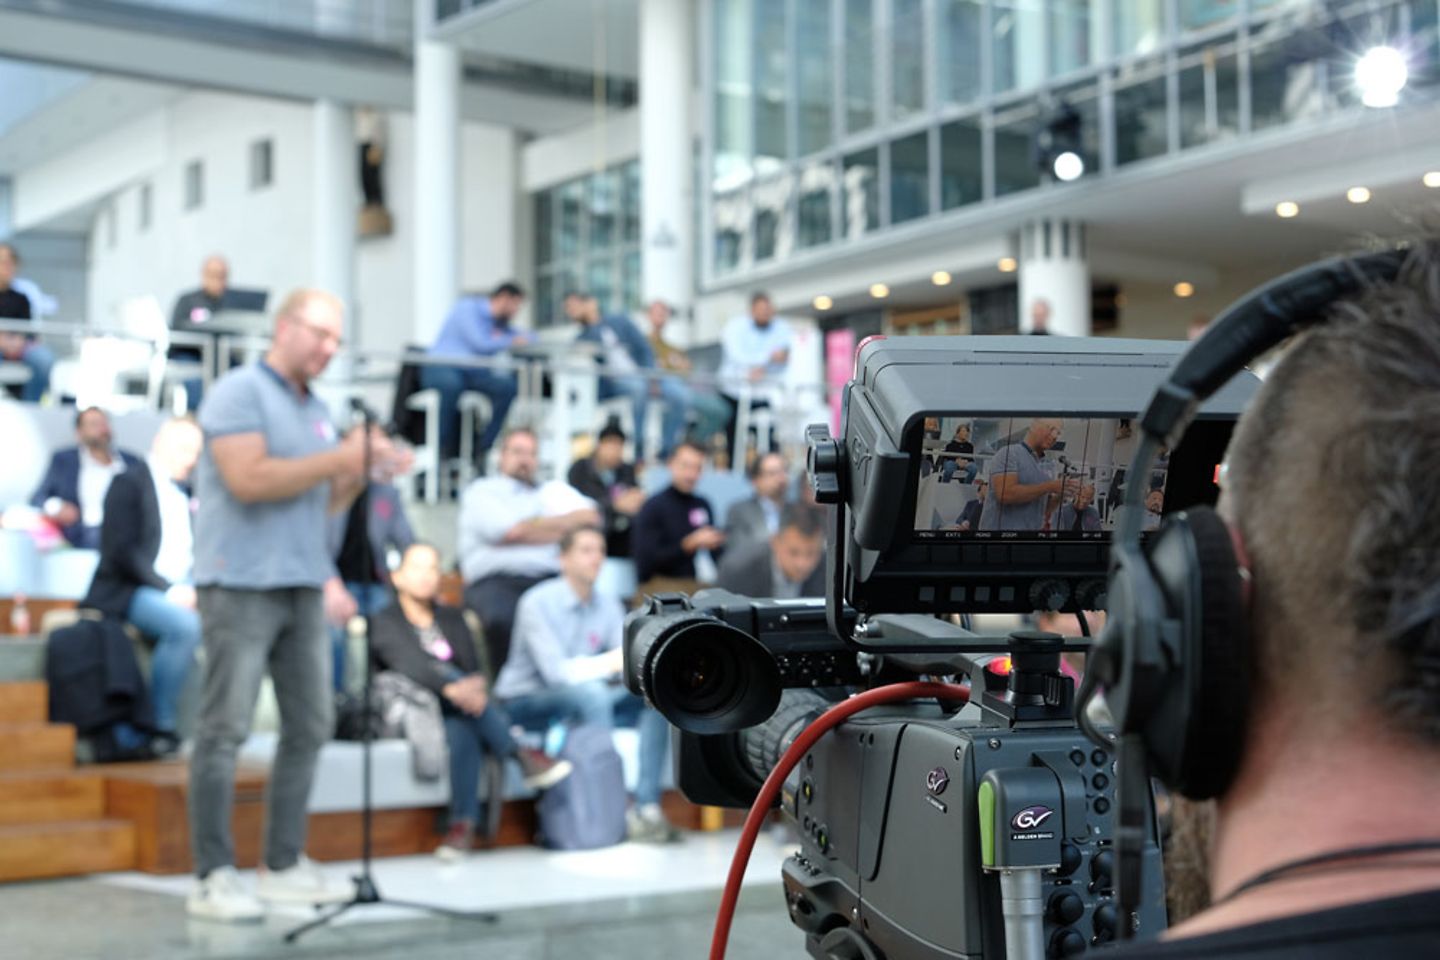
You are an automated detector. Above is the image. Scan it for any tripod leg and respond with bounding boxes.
[283,899,359,943]
[378,898,500,923]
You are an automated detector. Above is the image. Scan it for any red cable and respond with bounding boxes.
[709,681,971,960]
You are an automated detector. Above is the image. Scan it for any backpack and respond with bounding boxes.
[535,725,628,850]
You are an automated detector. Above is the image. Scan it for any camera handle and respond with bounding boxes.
[979,766,1065,960]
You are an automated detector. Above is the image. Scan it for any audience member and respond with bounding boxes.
[567,292,688,461]
[31,407,143,549]
[168,255,237,409]
[421,281,529,459]
[495,526,678,843]
[566,420,644,558]
[950,478,987,531]
[325,472,415,692]
[632,442,725,590]
[1028,297,1053,335]
[723,451,791,557]
[457,427,600,672]
[645,300,731,447]
[81,418,205,756]
[370,543,573,860]
[187,289,398,921]
[717,503,826,599]
[0,242,54,402]
[1056,483,1102,532]
[718,291,791,460]
[940,423,979,483]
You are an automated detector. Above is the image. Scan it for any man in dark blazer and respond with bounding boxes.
[566,420,644,557]
[81,418,204,752]
[717,503,826,600]
[31,407,142,548]
[723,451,791,558]
[370,543,571,860]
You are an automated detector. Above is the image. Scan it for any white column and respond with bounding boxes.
[312,99,356,313]
[639,0,693,314]
[1018,219,1090,336]
[414,12,461,346]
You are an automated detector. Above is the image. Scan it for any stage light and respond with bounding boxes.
[998,257,1018,273]
[1035,103,1086,183]
[1052,150,1085,182]
[1173,282,1195,298]
[931,271,952,286]
[1275,201,1300,218]
[1346,186,1371,204]
[1356,45,1407,108]
[813,295,833,311]
[869,283,890,299]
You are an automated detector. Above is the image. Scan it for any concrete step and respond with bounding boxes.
[0,819,136,883]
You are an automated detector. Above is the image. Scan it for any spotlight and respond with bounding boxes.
[869,283,890,299]
[1173,282,1195,298]
[998,257,1018,273]
[931,271,952,286]
[1346,186,1371,204]
[1355,45,1407,108]
[1035,103,1086,183]
[1424,171,1440,188]
[1052,150,1085,182]
[813,295,833,311]
[1275,201,1300,219]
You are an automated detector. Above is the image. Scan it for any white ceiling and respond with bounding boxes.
[444,0,641,80]
[0,73,181,175]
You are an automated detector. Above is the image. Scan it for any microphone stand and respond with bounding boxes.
[285,400,498,942]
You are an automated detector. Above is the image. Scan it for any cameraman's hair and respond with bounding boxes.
[559,524,605,554]
[1223,239,1440,740]
[778,503,824,539]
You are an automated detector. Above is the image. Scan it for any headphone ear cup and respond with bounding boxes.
[1151,506,1251,799]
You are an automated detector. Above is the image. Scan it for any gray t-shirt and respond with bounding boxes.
[979,441,1054,532]
[193,362,339,590]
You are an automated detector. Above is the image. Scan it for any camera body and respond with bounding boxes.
[625,337,1259,958]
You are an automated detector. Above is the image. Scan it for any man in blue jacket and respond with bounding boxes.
[31,407,143,548]
[420,281,529,459]
[566,292,688,462]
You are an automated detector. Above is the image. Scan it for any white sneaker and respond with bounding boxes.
[187,866,265,923]
[256,855,351,905]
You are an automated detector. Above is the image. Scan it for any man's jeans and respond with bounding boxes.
[18,342,54,402]
[502,680,669,806]
[126,586,201,733]
[419,364,517,458]
[189,587,332,877]
[443,702,518,824]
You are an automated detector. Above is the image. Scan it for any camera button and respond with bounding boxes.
[973,586,992,603]
[948,586,967,603]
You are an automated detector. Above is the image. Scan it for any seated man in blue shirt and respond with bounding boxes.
[717,291,791,461]
[420,281,529,459]
[566,292,689,462]
[494,525,679,843]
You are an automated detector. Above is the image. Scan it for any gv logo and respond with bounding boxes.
[926,767,950,795]
[1011,806,1054,830]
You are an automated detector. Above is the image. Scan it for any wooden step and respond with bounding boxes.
[0,723,75,771]
[0,770,104,825]
[0,681,47,724]
[0,819,135,882]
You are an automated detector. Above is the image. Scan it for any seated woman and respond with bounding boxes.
[370,542,572,860]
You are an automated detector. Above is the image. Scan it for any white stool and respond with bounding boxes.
[456,391,494,490]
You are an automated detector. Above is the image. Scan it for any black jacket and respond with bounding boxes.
[46,616,153,734]
[716,539,826,599]
[82,462,170,618]
[632,486,721,582]
[566,456,639,557]
[30,447,143,547]
[369,603,487,696]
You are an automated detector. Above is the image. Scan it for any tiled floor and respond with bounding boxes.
[5,828,803,960]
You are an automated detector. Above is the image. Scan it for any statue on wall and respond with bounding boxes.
[357,106,393,237]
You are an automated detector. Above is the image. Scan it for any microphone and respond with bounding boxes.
[348,396,378,426]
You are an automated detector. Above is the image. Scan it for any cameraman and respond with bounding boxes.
[1117,247,1440,956]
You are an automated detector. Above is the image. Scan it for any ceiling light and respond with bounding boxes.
[812,295,833,311]
[1275,201,1300,219]
[931,271,952,286]
[1173,282,1195,298]
[1424,171,1440,188]
[1356,45,1408,108]
[869,283,890,299]
[998,257,1018,273]
[1346,186,1371,204]
[1052,150,1085,182]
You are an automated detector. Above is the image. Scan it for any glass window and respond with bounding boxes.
[714,189,748,273]
[939,118,982,209]
[1178,42,1240,149]
[844,0,876,134]
[993,102,1042,196]
[753,184,781,263]
[589,169,619,252]
[1050,78,1101,176]
[1249,31,1324,131]
[535,272,556,329]
[713,0,753,188]
[249,139,273,190]
[939,0,983,106]
[892,0,926,121]
[184,160,203,211]
[841,148,880,239]
[622,160,641,244]
[755,0,788,169]
[535,191,553,265]
[993,0,1046,95]
[587,258,617,313]
[558,180,584,258]
[622,250,641,312]
[890,132,930,224]
[798,162,833,248]
[796,0,833,156]
[1113,0,1165,57]
[1178,0,1237,33]
[1049,0,1095,78]
[1113,64,1170,165]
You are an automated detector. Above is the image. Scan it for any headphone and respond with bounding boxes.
[1081,247,1410,801]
